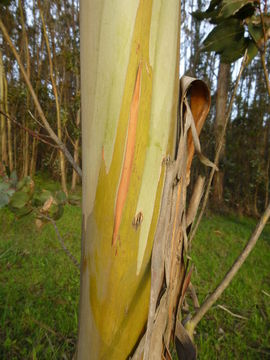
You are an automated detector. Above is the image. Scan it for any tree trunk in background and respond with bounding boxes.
[30,136,38,177]
[78,1,180,358]
[4,76,13,172]
[19,0,31,178]
[0,51,8,167]
[264,118,270,210]
[70,1,81,192]
[0,106,7,167]
[39,2,68,194]
[71,108,80,192]
[213,61,230,208]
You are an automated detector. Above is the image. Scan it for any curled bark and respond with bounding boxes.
[132,76,213,360]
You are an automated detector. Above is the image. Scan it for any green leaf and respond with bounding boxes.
[17,177,30,191]
[203,18,244,53]
[247,40,259,63]
[248,22,263,43]
[9,191,30,209]
[233,4,256,20]
[219,0,255,19]
[0,193,9,208]
[6,188,15,197]
[0,0,12,5]
[32,190,52,206]
[193,0,222,22]
[12,205,32,218]
[220,37,248,62]
[55,190,67,204]
[0,182,9,192]
[68,193,81,205]
[10,170,18,187]
[208,0,223,11]
[48,203,64,221]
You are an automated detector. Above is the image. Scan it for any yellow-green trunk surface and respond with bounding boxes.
[78,1,180,358]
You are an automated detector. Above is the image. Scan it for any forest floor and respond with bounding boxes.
[0,177,270,359]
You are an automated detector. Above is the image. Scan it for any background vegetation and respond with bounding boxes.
[1,197,269,359]
[0,0,270,359]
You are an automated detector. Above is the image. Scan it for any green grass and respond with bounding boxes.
[0,194,270,359]
[0,204,81,359]
[191,214,270,359]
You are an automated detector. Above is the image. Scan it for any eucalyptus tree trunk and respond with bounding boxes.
[39,1,68,195]
[19,0,31,177]
[4,75,13,172]
[71,108,80,192]
[213,61,230,208]
[0,51,8,167]
[78,1,181,359]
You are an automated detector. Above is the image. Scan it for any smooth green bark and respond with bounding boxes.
[78,2,180,358]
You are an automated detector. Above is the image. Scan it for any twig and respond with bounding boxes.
[189,51,248,244]
[188,282,200,309]
[217,304,248,320]
[260,53,270,98]
[246,346,270,356]
[28,110,46,130]
[40,214,80,270]
[65,125,76,148]
[0,110,59,148]
[30,317,64,338]
[0,18,82,177]
[259,2,267,55]
[262,290,270,298]
[185,202,270,337]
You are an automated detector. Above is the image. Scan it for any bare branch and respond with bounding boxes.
[28,110,46,130]
[262,290,270,298]
[0,18,82,178]
[189,51,248,244]
[40,214,80,270]
[217,304,248,320]
[185,202,270,337]
[0,110,58,148]
[188,282,200,309]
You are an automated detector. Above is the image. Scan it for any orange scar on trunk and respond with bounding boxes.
[112,63,142,246]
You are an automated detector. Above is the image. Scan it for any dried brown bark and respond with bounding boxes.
[134,76,213,360]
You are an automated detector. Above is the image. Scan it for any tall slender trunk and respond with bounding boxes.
[263,113,270,210]
[253,183,259,217]
[0,111,8,166]
[3,76,13,171]
[213,61,230,208]
[13,123,17,171]
[265,156,270,209]
[30,136,38,177]
[71,108,80,191]
[0,51,8,167]
[39,2,68,194]
[71,2,80,192]
[19,0,31,177]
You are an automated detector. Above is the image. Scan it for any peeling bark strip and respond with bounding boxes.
[112,63,142,246]
[136,76,212,360]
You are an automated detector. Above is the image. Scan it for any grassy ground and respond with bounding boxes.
[191,214,270,359]
[0,173,81,360]
[0,185,269,359]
